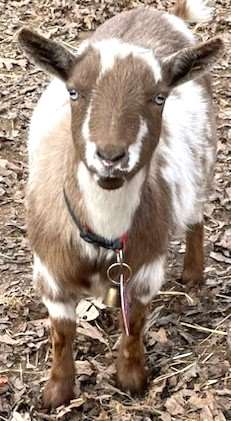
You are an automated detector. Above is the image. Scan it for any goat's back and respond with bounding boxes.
[91,7,194,56]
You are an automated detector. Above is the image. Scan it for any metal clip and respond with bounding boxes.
[107,250,132,285]
[105,250,132,335]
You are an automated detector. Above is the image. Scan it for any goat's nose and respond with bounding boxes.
[96,146,127,165]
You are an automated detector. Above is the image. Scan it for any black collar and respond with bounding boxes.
[63,187,128,251]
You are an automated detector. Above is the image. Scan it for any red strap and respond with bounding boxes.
[120,233,128,250]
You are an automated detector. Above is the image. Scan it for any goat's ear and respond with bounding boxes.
[162,37,223,87]
[18,28,76,80]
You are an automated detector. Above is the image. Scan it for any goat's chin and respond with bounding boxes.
[97,176,125,190]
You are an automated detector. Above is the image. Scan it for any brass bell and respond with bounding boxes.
[104,286,120,308]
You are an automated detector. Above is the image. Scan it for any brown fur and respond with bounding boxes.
[43,319,76,409]
[182,223,204,285]
[172,0,189,21]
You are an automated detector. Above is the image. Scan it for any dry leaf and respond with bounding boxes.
[56,398,85,418]
[11,411,31,421]
[0,334,21,346]
[148,327,168,345]
[160,413,172,421]
[0,57,27,70]
[76,299,99,321]
[75,360,94,376]
[77,320,108,345]
[165,392,185,415]
[200,406,214,421]
[215,228,231,252]
[210,251,231,264]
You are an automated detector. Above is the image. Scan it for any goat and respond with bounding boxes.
[18,0,223,409]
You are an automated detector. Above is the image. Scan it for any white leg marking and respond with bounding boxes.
[132,256,166,305]
[43,298,76,321]
[33,254,61,298]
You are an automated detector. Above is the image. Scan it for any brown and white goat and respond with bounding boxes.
[19,0,223,408]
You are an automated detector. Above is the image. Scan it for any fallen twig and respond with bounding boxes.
[181,322,227,336]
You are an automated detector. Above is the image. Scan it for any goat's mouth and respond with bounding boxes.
[88,164,126,190]
[96,175,125,190]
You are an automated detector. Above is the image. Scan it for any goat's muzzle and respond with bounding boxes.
[96,145,128,169]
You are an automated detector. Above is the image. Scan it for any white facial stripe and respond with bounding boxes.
[132,255,166,305]
[84,139,104,175]
[82,103,92,143]
[128,118,148,171]
[33,254,61,298]
[93,38,162,82]
[43,298,76,321]
[83,103,106,174]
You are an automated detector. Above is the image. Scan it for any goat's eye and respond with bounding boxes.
[152,94,166,106]
[68,89,79,101]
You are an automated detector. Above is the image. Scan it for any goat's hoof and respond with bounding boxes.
[116,358,147,396]
[181,268,204,286]
[43,378,75,409]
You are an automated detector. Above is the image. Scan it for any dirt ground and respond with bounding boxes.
[0,0,230,420]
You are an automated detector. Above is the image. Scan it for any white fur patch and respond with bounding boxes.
[159,80,213,229]
[128,118,148,171]
[93,38,162,83]
[28,78,70,167]
[79,236,98,261]
[43,298,76,321]
[82,102,91,145]
[132,255,166,304]
[77,39,90,55]
[183,0,214,23]
[165,14,195,41]
[77,162,146,239]
[33,254,61,298]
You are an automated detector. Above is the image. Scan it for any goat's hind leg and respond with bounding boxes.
[182,222,204,286]
[43,299,76,409]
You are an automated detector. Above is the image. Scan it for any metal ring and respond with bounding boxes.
[107,262,132,285]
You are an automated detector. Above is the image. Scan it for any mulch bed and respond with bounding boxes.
[0,1,230,419]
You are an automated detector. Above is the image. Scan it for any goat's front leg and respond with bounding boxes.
[116,256,166,394]
[43,299,76,409]
[117,299,148,395]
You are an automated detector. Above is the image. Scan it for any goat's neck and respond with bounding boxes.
[76,162,146,239]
